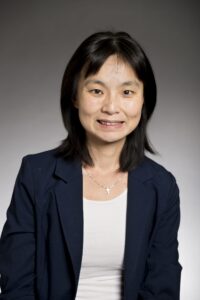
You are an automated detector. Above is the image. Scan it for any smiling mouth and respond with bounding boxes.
[97,120,124,126]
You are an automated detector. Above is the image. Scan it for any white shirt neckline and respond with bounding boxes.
[83,188,127,203]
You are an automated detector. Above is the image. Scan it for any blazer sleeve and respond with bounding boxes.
[138,173,183,300]
[0,156,36,300]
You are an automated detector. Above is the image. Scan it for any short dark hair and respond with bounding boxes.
[55,30,158,171]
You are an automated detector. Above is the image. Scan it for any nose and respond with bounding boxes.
[101,92,120,115]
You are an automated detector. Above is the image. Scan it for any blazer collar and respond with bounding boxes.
[54,155,153,184]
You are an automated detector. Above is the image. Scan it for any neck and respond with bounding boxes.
[85,140,125,174]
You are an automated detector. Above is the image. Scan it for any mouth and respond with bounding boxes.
[97,119,124,125]
[97,119,125,128]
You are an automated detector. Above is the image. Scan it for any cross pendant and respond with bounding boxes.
[105,187,111,194]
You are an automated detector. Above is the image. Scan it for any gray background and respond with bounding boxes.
[0,0,199,298]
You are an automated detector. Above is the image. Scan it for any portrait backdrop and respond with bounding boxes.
[0,0,199,299]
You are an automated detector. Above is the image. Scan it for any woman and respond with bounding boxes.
[0,31,182,300]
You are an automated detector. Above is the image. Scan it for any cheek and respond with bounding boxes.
[124,101,143,118]
[78,105,94,118]
[78,103,98,127]
[79,97,100,116]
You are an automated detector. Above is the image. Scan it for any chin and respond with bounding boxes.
[98,135,126,145]
[86,130,128,145]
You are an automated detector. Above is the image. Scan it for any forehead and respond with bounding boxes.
[79,54,141,88]
[100,55,131,70]
[80,55,140,82]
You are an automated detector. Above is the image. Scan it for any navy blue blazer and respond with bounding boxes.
[0,148,182,300]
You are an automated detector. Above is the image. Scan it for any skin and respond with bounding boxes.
[74,54,144,200]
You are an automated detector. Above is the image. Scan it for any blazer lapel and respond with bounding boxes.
[53,157,84,287]
[123,167,156,296]
[53,155,156,294]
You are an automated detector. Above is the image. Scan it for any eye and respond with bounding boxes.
[123,90,135,96]
[89,89,103,95]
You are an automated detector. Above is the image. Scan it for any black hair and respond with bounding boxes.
[55,30,158,171]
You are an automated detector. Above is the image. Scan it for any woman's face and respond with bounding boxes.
[74,55,144,147]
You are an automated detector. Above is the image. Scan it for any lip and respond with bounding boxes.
[97,119,125,129]
[97,119,124,124]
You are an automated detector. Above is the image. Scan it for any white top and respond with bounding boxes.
[75,189,127,300]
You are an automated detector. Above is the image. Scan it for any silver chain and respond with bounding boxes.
[83,168,125,195]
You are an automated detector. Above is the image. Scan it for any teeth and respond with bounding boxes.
[99,120,122,125]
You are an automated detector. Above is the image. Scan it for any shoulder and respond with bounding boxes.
[19,147,61,184]
[22,147,58,168]
[20,147,80,183]
[143,155,178,185]
[131,155,180,205]
[142,155,180,213]
[131,156,176,185]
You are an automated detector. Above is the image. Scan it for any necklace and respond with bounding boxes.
[83,168,125,195]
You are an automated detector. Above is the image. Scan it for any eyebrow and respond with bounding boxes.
[84,79,140,88]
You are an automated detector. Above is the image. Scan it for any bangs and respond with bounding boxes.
[82,47,133,79]
[76,33,146,82]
